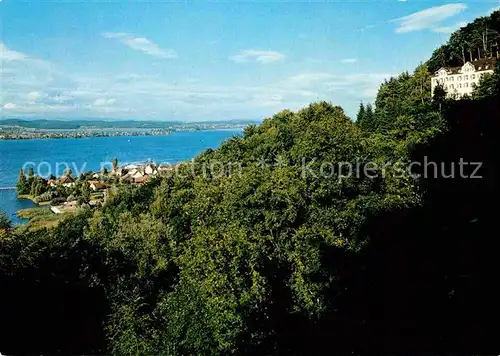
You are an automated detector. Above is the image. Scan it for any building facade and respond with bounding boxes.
[431,58,496,99]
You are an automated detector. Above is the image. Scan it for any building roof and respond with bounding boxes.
[58,175,74,184]
[470,58,496,71]
[434,58,497,76]
[121,174,134,182]
[88,180,106,189]
[134,175,150,184]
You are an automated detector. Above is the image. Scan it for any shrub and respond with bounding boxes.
[50,197,67,205]
[34,191,54,203]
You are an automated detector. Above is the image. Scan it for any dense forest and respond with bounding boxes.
[1,11,499,355]
[427,9,500,73]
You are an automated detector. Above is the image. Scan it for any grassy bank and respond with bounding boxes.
[16,207,71,230]
[17,194,53,206]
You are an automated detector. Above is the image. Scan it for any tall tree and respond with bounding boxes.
[0,210,11,230]
[432,83,447,111]
[81,182,91,204]
[472,59,500,99]
[16,168,29,195]
[356,102,366,123]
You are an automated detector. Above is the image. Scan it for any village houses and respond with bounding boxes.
[57,175,75,187]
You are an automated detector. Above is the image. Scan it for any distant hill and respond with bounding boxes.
[0,118,261,130]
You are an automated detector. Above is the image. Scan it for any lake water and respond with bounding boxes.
[0,130,240,224]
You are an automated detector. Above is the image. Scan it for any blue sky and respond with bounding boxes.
[1,1,498,121]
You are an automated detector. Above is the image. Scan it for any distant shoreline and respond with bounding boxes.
[0,127,243,141]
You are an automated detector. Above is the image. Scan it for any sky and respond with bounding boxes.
[1,0,499,121]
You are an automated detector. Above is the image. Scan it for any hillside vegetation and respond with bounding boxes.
[427,10,500,73]
[1,11,499,355]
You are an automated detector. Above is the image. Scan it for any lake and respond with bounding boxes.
[0,130,240,224]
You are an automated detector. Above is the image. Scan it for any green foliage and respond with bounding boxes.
[427,10,500,73]
[356,102,365,122]
[2,12,499,355]
[359,63,445,135]
[357,102,375,132]
[81,182,91,204]
[33,191,55,204]
[16,207,53,221]
[62,102,424,353]
[16,169,29,195]
[432,82,447,103]
[0,210,11,230]
[30,176,47,197]
[473,60,500,98]
[50,197,67,205]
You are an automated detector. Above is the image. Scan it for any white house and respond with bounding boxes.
[132,171,144,179]
[145,164,155,175]
[57,175,75,188]
[431,58,496,99]
[88,180,106,191]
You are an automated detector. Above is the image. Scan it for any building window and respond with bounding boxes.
[472,74,475,79]
[465,75,468,80]
[464,82,468,88]
[458,76,461,81]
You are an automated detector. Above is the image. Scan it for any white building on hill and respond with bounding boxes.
[431,58,496,99]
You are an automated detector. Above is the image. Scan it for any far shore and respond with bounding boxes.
[0,127,244,140]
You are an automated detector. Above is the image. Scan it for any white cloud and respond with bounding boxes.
[324,73,395,91]
[52,94,74,103]
[2,103,18,110]
[93,98,116,106]
[341,58,358,64]
[0,40,389,120]
[398,0,408,2]
[392,3,467,33]
[432,21,467,33]
[26,91,42,102]
[359,87,379,98]
[0,42,27,61]
[2,103,74,114]
[488,5,500,14]
[285,71,394,106]
[229,49,285,63]
[102,32,177,59]
[287,72,337,87]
